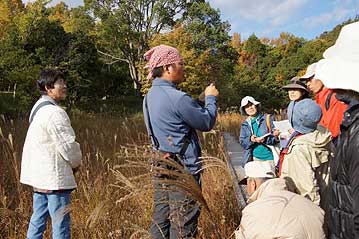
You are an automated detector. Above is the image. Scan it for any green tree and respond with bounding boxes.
[85,0,191,91]
[183,1,231,52]
[145,1,236,103]
[48,3,95,34]
[0,0,107,113]
[0,0,24,40]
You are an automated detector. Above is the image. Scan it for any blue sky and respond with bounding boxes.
[24,0,359,40]
[209,0,359,39]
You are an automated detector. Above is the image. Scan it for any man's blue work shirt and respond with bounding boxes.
[143,78,217,174]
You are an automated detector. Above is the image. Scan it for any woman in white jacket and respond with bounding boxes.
[20,69,82,239]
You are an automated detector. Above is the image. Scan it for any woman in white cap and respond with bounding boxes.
[239,96,279,167]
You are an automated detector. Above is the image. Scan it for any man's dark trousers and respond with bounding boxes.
[150,174,201,239]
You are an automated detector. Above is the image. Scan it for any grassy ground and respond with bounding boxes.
[0,111,244,239]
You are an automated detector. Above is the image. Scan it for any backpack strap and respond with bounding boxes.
[29,101,55,124]
[325,91,334,111]
[144,95,192,157]
[278,132,303,176]
[179,128,193,156]
[265,114,272,132]
[144,95,160,150]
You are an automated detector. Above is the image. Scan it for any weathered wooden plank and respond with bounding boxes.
[223,132,248,209]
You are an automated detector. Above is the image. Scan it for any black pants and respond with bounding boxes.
[150,174,201,239]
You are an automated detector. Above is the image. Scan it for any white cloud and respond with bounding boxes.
[210,0,359,39]
[303,13,333,29]
[302,6,353,29]
[209,0,308,27]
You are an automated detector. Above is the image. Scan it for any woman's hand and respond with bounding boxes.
[251,135,264,143]
[250,135,257,142]
[273,129,280,137]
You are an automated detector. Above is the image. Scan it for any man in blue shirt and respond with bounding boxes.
[143,44,219,238]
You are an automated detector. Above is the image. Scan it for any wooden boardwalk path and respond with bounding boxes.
[223,132,248,209]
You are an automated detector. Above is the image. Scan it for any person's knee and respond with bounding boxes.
[46,192,71,238]
[27,193,49,238]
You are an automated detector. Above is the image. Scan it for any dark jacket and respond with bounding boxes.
[239,113,277,166]
[328,95,358,239]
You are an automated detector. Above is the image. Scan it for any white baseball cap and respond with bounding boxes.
[299,62,317,80]
[238,161,276,184]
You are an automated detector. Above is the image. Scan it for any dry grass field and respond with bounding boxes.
[0,111,244,239]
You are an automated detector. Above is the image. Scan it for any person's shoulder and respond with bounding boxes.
[331,93,348,107]
[172,88,187,97]
[172,91,193,107]
[241,119,250,126]
[289,135,310,147]
[291,193,323,213]
[34,101,62,118]
[243,195,283,216]
[258,113,267,120]
[241,117,252,126]
[298,127,331,145]
[151,85,186,99]
[264,113,275,122]
[47,106,70,123]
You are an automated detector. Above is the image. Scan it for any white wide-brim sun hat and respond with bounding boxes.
[315,21,359,92]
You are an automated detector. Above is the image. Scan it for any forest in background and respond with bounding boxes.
[1,0,358,115]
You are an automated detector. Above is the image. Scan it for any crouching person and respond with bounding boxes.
[235,161,325,239]
[279,99,331,208]
[20,69,82,239]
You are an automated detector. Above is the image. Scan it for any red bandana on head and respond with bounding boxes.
[144,44,183,80]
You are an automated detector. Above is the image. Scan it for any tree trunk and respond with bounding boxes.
[128,61,142,95]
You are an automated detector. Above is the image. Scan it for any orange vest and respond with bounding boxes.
[315,88,347,138]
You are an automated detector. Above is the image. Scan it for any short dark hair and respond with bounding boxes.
[290,88,310,99]
[302,90,310,99]
[37,69,64,94]
[151,66,165,78]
